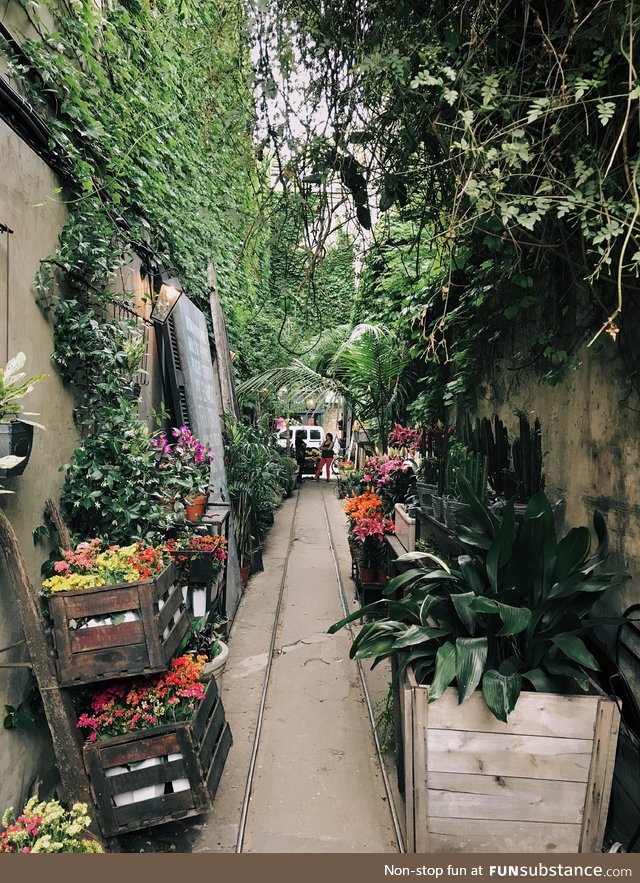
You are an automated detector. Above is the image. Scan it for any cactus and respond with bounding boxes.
[512,414,544,501]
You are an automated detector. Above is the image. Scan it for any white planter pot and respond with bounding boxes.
[191,586,207,618]
[167,752,190,793]
[81,616,112,629]
[129,756,164,803]
[105,765,133,807]
[200,641,229,682]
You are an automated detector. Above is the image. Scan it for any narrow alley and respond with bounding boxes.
[124,480,403,853]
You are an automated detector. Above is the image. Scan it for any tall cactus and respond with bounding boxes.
[512,414,544,500]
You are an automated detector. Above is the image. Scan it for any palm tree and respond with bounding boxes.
[238,324,412,452]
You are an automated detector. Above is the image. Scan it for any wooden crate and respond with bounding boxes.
[49,562,189,687]
[84,674,232,837]
[402,667,620,853]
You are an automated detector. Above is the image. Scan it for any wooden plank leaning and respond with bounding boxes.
[0,508,103,841]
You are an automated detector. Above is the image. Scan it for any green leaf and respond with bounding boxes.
[482,670,522,722]
[486,501,516,591]
[555,527,591,580]
[552,634,600,670]
[545,661,589,691]
[522,667,558,692]
[327,600,389,633]
[428,642,456,702]
[392,624,450,648]
[456,637,488,704]
[468,596,530,635]
[451,592,477,635]
[458,555,485,594]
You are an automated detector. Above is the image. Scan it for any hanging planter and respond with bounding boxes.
[0,421,34,477]
[0,352,47,478]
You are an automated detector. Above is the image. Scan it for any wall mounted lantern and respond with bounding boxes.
[150,271,183,324]
[141,260,184,325]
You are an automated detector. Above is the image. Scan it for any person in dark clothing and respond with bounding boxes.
[294,430,307,485]
[314,432,334,481]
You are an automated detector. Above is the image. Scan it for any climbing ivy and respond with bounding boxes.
[2,0,282,538]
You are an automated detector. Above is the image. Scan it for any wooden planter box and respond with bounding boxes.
[394,503,416,552]
[84,675,232,837]
[49,562,189,687]
[400,667,620,853]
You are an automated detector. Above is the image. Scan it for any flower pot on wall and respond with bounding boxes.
[0,421,33,477]
[184,494,207,521]
[239,563,250,586]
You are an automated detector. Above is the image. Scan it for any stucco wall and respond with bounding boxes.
[0,118,79,812]
[474,335,640,847]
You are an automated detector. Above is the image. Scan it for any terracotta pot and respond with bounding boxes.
[184,493,207,521]
[376,570,388,585]
[240,563,250,586]
[359,566,377,583]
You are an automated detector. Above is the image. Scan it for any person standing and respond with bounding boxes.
[294,430,307,486]
[314,432,334,481]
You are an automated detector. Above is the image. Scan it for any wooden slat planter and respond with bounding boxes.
[401,667,620,853]
[394,503,416,552]
[49,562,189,687]
[83,674,232,837]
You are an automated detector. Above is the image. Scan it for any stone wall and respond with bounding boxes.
[474,335,640,848]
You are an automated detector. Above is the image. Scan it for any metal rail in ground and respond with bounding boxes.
[235,484,404,853]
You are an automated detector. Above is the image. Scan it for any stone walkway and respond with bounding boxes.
[122,480,399,853]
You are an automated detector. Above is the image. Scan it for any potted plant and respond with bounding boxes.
[345,490,395,582]
[330,477,628,853]
[0,352,47,478]
[165,532,228,616]
[179,613,229,681]
[153,425,212,520]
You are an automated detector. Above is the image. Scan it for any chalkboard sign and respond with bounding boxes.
[164,294,227,500]
[159,294,243,617]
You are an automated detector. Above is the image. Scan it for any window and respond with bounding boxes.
[309,430,322,441]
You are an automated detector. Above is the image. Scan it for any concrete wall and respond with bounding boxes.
[0,118,78,812]
[473,334,640,848]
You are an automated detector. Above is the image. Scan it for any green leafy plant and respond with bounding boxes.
[329,477,629,722]
[222,414,289,564]
[0,352,47,427]
[60,408,174,543]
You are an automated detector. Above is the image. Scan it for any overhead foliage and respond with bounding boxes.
[253,0,640,401]
[239,323,414,450]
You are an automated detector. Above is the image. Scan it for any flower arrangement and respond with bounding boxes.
[77,654,207,742]
[388,423,421,451]
[153,425,213,500]
[0,798,102,853]
[42,539,168,595]
[345,491,394,568]
[362,454,407,486]
[165,533,228,582]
